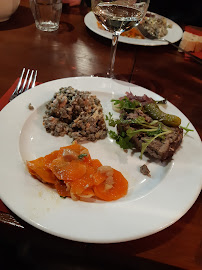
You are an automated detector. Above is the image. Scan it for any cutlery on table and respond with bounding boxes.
[9,68,38,101]
[137,25,202,64]
[0,212,24,228]
[1,68,38,227]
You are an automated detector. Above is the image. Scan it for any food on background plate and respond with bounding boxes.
[26,142,128,202]
[107,92,193,161]
[43,86,107,142]
[121,27,144,39]
[97,21,144,39]
[141,13,171,39]
[97,12,171,39]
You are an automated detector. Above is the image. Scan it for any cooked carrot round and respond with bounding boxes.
[44,150,59,168]
[50,158,87,181]
[92,171,106,186]
[27,143,128,202]
[27,158,57,184]
[93,169,128,201]
[80,187,95,198]
[55,179,71,197]
[70,165,95,195]
[90,159,102,169]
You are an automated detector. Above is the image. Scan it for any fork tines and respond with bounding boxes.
[10,68,37,101]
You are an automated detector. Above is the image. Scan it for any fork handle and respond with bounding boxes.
[164,39,202,64]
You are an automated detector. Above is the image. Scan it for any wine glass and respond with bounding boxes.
[91,0,150,78]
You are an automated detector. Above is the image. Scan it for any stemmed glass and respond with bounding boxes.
[91,0,150,78]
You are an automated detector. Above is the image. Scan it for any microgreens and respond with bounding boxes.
[111,97,141,112]
[180,123,194,135]
[106,112,172,157]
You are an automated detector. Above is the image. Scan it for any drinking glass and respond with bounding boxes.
[30,0,62,32]
[91,0,150,78]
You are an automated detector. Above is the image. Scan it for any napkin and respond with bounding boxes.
[179,25,202,60]
[0,78,40,111]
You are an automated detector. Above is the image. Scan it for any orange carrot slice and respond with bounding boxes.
[27,157,57,184]
[55,179,71,197]
[90,159,104,185]
[80,187,95,198]
[92,171,106,186]
[90,159,102,169]
[44,150,59,169]
[70,165,95,195]
[79,188,95,202]
[58,143,92,163]
[93,169,128,201]
[50,158,87,181]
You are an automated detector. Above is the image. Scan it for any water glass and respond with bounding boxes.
[30,0,63,32]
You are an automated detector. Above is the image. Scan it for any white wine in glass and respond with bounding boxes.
[91,0,150,78]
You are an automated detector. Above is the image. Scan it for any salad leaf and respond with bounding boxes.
[111,97,140,112]
[108,130,119,140]
[146,122,164,136]
[106,112,147,127]
[109,130,133,149]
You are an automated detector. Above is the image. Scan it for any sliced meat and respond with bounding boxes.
[132,127,183,161]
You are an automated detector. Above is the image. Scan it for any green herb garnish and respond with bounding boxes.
[140,130,172,159]
[106,112,147,127]
[180,123,194,135]
[78,153,87,159]
[111,97,141,112]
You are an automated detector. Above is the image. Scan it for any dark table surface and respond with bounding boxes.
[0,1,202,269]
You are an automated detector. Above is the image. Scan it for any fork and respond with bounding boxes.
[9,68,38,101]
[137,25,202,65]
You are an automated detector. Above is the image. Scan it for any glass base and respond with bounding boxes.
[35,21,59,32]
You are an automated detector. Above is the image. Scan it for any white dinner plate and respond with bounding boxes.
[0,77,201,243]
[84,11,183,46]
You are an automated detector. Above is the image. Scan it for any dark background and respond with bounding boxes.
[149,0,202,26]
[84,0,202,26]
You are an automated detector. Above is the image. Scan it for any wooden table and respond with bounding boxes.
[0,1,201,269]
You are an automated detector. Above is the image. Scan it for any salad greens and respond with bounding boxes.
[106,112,147,127]
[106,97,193,159]
[111,97,141,112]
[106,112,172,158]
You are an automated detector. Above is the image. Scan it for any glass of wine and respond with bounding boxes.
[91,0,150,78]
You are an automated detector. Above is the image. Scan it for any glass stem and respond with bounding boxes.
[107,32,119,78]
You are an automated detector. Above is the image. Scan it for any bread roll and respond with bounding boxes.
[179,31,200,52]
